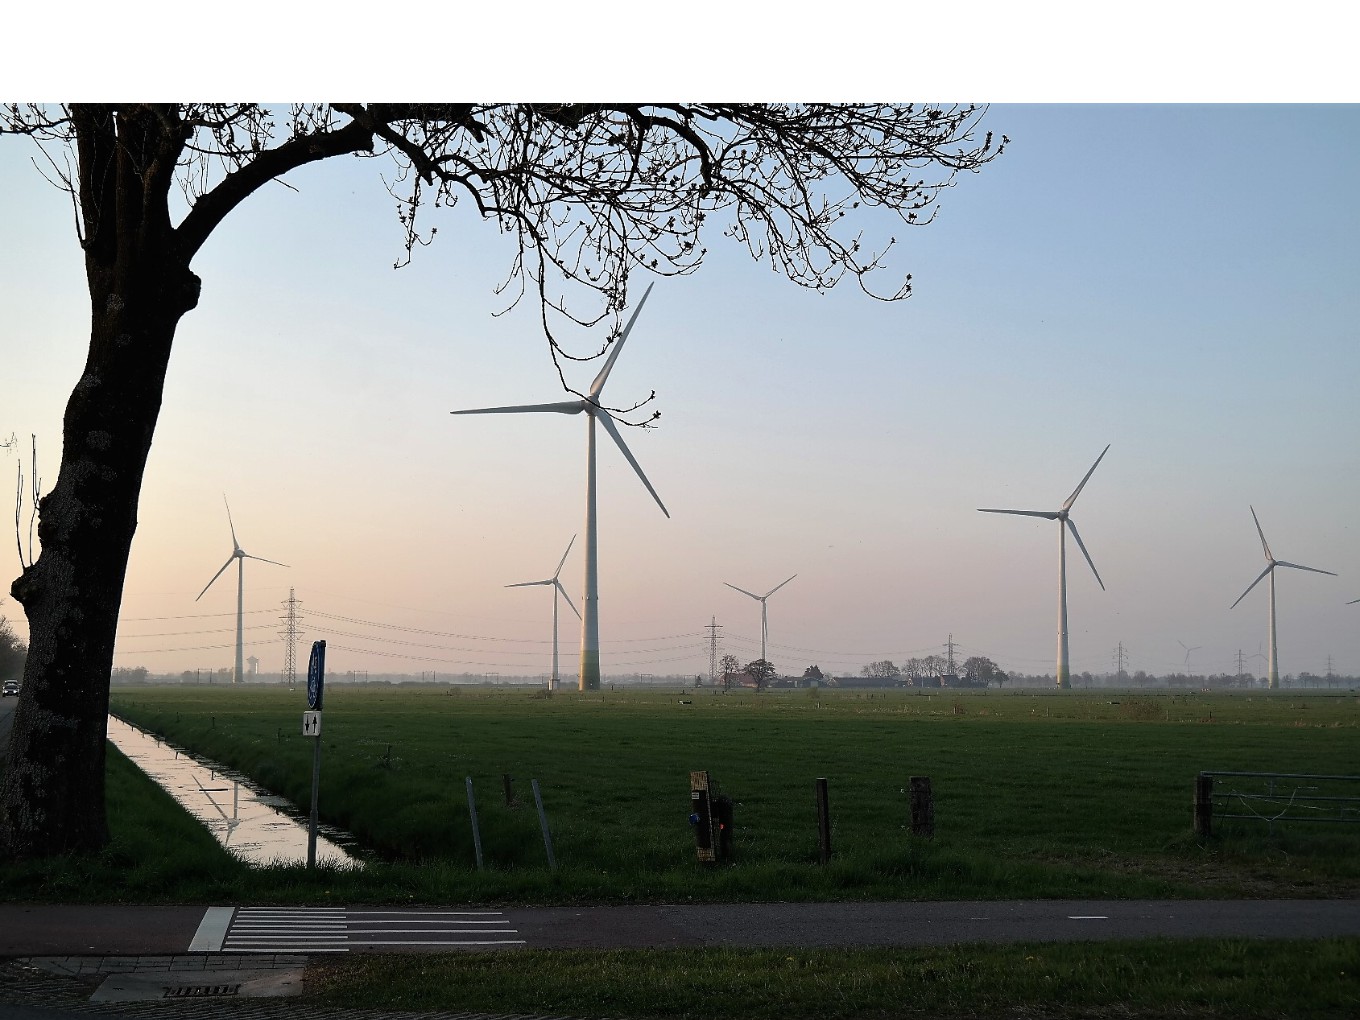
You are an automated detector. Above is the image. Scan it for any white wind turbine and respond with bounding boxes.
[506,535,581,690]
[1229,506,1336,689]
[196,497,287,685]
[452,283,667,692]
[724,575,797,665]
[978,444,1110,689]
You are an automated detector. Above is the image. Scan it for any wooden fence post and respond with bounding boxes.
[1193,772,1213,837]
[909,776,934,838]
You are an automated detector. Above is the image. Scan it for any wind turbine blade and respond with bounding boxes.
[506,579,552,588]
[1249,506,1273,561]
[977,508,1061,519]
[223,495,240,552]
[589,282,655,399]
[724,582,762,601]
[1348,598,1360,605]
[1274,560,1338,577]
[555,579,582,620]
[553,535,577,579]
[243,554,288,568]
[1065,519,1105,591]
[596,408,669,518]
[1230,564,1274,610]
[765,574,798,598]
[1062,444,1110,511]
[196,555,237,601]
[451,400,585,416]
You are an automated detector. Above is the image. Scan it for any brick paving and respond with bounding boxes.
[0,958,580,1020]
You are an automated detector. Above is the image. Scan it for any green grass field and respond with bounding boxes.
[5,686,1358,1019]
[91,684,1360,904]
[306,940,1360,1020]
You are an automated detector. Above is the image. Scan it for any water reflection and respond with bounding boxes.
[106,715,362,869]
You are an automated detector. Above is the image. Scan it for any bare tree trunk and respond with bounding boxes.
[1,107,198,856]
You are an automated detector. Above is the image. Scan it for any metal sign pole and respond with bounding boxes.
[308,737,322,869]
[305,640,326,869]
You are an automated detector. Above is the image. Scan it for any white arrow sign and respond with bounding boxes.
[302,711,322,737]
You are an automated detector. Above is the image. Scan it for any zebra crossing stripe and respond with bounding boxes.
[211,907,527,953]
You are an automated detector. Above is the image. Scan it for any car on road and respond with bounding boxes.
[2,680,18,697]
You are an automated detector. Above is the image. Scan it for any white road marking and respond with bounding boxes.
[188,907,236,952]
[217,907,527,953]
[1067,915,1109,920]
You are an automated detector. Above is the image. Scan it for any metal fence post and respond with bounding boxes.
[531,778,557,871]
[815,777,832,864]
[465,777,484,869]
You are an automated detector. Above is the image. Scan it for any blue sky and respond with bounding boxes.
[3,101,1358,682]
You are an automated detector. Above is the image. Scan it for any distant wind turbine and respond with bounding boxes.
[1229,506,1336,689]
[724,575,797,665]
[1178,640,1203,672]
[978,444,1110,689]
[196,497,287,685]
[452,283,667,691]
[506,535,581,690]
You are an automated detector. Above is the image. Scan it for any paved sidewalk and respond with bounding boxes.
[0,957,567,1020]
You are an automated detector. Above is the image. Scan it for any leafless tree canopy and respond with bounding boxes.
[4,102,1003,404]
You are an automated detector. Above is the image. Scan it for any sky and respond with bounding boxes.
[3,39,1359,684]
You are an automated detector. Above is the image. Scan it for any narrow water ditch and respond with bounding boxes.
[106,714,364,869]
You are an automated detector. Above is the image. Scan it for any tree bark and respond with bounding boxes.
[0,107,199,857]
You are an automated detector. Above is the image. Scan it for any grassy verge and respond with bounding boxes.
[306,939,1360,1019]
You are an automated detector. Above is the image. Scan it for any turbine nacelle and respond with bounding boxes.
[1229,506,1336,610]
[450,283,667,519]
[976,444,1110,592]
[724,574,797,661]
[196,497,288,602]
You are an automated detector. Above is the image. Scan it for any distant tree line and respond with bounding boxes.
[858,655,1007,687]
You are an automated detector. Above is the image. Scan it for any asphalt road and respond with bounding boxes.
[2,899,1359,957]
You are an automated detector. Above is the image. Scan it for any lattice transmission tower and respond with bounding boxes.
[280,588,304,689]
[706,616,723,686]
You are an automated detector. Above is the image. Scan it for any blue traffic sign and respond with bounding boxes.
[307,640,326,710]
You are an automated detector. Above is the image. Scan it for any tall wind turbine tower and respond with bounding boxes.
[452,284,667,692]
[978,445,1110,689]
[724,575,797,665]
[196,497,287,685]
[506,536,580,690]
[1229,507,1336,689]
